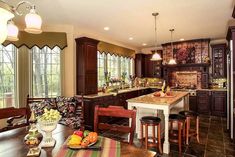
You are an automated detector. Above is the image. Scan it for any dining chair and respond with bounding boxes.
[0,107,28,132]
[94,105,136,145]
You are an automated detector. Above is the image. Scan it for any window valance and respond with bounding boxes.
[2,31,67,50]
[98,41,135,58]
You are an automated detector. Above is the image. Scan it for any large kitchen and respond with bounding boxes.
[0,1,234,157]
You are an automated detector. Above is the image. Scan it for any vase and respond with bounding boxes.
[38,116,61,147]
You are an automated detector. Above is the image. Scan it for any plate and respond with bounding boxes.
[66,136,98,149]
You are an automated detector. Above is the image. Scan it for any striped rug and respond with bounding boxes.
[56,136,121,157]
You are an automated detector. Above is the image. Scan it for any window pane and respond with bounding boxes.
[0,44,17,108]
[97,51,105,87]
[32,46,61,97]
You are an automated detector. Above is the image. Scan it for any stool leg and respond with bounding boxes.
[145,124,148,150]
[141,122,144,146]
[186,117,190,145]
[152,125,156,144]
[158,124,162,154]
[178,122,182,154]
[196,116,200,143]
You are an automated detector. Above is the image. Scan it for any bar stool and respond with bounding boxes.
[140,116,162,154]
[179,110,199,145]
[169,114,186,153]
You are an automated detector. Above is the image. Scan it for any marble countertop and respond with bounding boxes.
[82,87,156,99]
[197,88,227,92]
[126,91,189,106]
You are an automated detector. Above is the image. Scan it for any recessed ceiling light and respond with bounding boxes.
[104,27,110,31]
[180,38,185,41]
[142,43,147,46]
[129,37,133,40]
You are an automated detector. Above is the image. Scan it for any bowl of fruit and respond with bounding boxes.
[67,130,98,149]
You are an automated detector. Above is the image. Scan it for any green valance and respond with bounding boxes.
[2,31,67,50]
[98,41,135,58]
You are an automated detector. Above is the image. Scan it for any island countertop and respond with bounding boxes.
[126,91,189,106]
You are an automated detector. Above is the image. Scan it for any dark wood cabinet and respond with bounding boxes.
[189,96,197,112]
[79,88,152,130]
[135,54,145,77]
[135,52,162,78]
[211,44,227,78]
[211,91,227,117]
[75,37,99,95]
[197,91,211,114]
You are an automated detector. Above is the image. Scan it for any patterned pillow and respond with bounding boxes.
[29,99,56,117]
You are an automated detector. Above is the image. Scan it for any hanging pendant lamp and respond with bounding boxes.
[150,12,162,61]
[168,29,177,65]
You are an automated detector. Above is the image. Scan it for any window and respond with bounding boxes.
[0,44,17,108]
[97,52,134,87]
[31,46,61,97]
[107,54,119,78]
[97,51,105,87]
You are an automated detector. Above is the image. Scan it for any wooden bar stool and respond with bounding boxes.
[169,114,186,153]
[179,110,199,145]
[140,116,162,154]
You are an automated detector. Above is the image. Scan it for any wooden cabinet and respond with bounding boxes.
[75,37,99,95]
[211,44,227,78]
[135,54,145,77]
[135,52,162,78]
[197,91,211,114]
[189,96,197,112]
[196,90,227,116]
[80,88,152,130]
[211,91,227,117]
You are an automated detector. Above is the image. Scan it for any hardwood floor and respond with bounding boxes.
[98,115,235,157]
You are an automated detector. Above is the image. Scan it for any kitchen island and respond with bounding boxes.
[127,91,189,154]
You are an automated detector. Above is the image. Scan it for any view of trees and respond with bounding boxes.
[0,44,16,108]
[97,51,133,87]
[32,46,61,98]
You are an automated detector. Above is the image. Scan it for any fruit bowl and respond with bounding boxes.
[67,130,98,149]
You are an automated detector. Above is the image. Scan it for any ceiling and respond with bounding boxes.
[7,0,235,49]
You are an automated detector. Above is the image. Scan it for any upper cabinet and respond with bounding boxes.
[211,44,227,78]
[135,51,162,78]
[75,37,99,95]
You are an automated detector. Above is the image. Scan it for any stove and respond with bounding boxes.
[171,87,197,96]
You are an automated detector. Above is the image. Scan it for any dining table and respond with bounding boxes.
[0,124,156,157]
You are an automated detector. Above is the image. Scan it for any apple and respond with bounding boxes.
[73,130,83,138]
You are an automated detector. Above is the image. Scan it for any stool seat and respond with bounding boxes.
[169,114,186,121]
[179,110,198,117]
[140,116,161,124]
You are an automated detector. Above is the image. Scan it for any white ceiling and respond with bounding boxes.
[7,0,235,49]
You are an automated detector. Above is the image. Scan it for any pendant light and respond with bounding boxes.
[150,12,162,61]
[168,29,177,65]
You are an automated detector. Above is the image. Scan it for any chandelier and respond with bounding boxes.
[150,12,162,61]
[0,0,42,44]
[168,29,177,65]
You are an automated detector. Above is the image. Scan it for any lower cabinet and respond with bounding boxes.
[81,88,152,130]
[196,90,227,116]
[197,91,211,114]
[211,91,227,117]
[189,96,197,112]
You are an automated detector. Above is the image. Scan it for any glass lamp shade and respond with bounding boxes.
[24,8,42,34]
[150,52,162,61]
[168,59,177,65]
[7,22,19,41]
[0,7,14,44]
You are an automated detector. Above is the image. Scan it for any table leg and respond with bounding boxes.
[163,108,170,154]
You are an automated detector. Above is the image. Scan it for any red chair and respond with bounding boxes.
[94,105,136,145]
[0,107,28,132]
